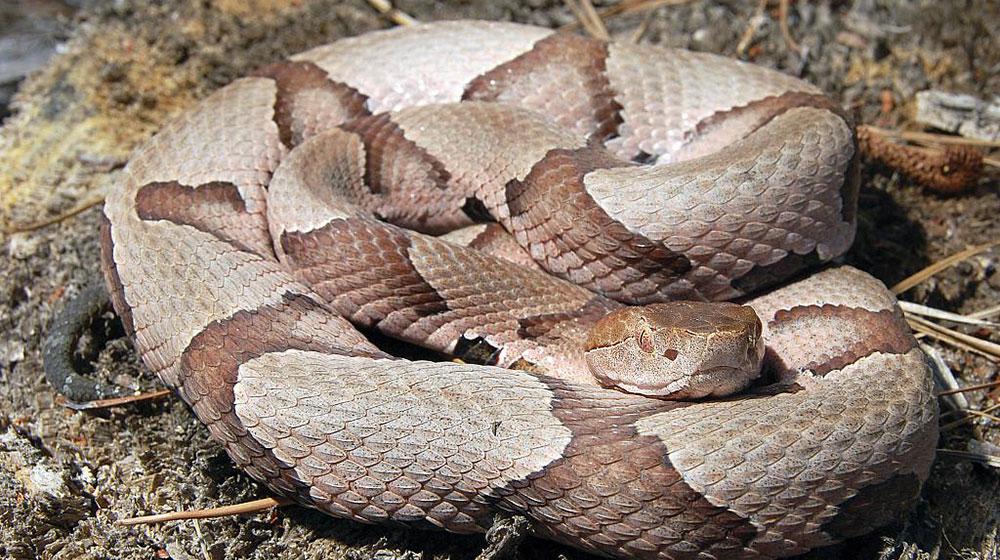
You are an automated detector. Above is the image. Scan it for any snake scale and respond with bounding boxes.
[93,20,938,560]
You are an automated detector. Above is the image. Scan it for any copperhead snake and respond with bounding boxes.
[56,20,940,559]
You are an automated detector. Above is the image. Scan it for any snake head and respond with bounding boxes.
[584,301,764,400]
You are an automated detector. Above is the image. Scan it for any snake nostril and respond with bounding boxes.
[663,348,679,360]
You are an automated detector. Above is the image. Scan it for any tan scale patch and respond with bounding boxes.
[117,77,285,216]
[337,112,471,233]
[766,304,915,376]
[233,351,573,532]
[749,266,898,322]
[177,292,380,498]
[99,215,135,337]
[102,76,293,388]
[583,108,855,301]
[635,348,937,557]
[135,180,274,258]
[251,60,370,147]
[603,42,821,162]
[279,218,452,340]
[439,224,539,270]
[676,91,851,163]
[463,32,623,142]
[280,216,614,385]
[405,231,611,377]
[388,102,585,221]
[495,381,760,559]
[292,21,551,113]
[505,146,693,304]
[266,128,370,253]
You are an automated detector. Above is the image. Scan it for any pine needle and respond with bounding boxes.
[365,0,418,26]
[561,0,697,31]
[941,402,1000,431]
[892,242,999,295]
[58,389,173,411]
[736,0,768,57]
[908,315,1000,362]
[118,497,292,526]
[969,304,1000,320]
[936,379,1000,397]
[937,447,1000,468]
[899,301,1000,328]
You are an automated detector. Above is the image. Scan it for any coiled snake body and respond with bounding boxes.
[94,21,937,560]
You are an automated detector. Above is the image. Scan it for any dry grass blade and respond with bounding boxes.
[193,519,210,560]
[900,301,1000,328]
[580,0,610,40]
[962,409,1000,424]
[2,196,106,235]
[117,497,292,525]
[892,242,999,294]
[364,0,418,26]
[909,315,1000,362]
[563,0,590,35]
[565,0,595,39]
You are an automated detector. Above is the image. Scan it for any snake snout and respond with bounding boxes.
[584,301,765,399]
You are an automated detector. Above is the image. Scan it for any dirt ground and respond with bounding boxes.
[1,1,998,559]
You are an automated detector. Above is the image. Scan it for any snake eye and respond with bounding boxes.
[636,326,655,353]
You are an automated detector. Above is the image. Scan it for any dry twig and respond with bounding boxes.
[866,126,1000,149]
[2,196,106,235]
[937,447,1000,468]
[924,344,970,413]
[969,304,1000,320]
[630,9,657,43]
